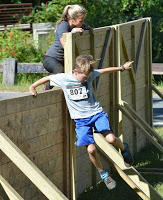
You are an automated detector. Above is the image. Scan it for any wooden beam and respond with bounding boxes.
[121,34,135,83]
[135,20,147,71]
[152,85,163,100]
[63,32,77,200]
[94,133,163,200]
[122,101,163,145]
[117,105,163,153]
[0,129,68,200]
[96,28,113,90]
[0,175,24,200]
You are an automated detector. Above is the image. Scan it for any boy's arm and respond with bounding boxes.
[29,76,50,96]
[99,61,134,74]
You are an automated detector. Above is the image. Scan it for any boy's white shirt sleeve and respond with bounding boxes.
[48,73,64,88]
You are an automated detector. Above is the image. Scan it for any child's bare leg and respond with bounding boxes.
[86,143,116,189]
[102,130,134,167]
[102,130,125,150]
[86,144,103,171]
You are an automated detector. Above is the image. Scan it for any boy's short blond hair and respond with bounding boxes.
[74,55,95,74]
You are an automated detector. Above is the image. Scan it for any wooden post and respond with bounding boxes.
[63,32,76,200]
[114,25,123,140]
[2,58,17,85]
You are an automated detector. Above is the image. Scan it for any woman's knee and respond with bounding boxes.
[87,144,96,155]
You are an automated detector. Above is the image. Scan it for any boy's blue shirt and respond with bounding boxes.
[49,69,103,119]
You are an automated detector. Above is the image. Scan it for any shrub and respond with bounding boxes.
[0,28,43,63]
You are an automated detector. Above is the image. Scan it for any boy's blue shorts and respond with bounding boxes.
[74,111,113,146]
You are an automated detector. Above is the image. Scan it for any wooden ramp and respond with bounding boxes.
[94,133,162,200]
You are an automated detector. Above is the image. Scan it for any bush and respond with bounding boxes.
[0,28,43,63]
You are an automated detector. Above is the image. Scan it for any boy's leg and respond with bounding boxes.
[86,144,116,190]
[86,144,103,171]
[102,131,125,150]
[102,131,134,167]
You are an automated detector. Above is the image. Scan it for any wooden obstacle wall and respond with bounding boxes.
[0,18,153,200]
[63,17,152,198]
[0,90,69,199]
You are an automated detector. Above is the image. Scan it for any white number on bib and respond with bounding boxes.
[67,84,88,100]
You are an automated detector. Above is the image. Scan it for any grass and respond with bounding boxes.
[77,127,163,200]
[0,73,47,92]
[154,84,163,94]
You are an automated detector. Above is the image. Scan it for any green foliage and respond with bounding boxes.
[1,0,162,63]
[0,28,43,63]
[21,0,162,63]
[20,0,82,24]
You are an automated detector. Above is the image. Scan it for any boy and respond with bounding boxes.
[30,55,134,190]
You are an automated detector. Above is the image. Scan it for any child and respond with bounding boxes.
[30,55,134,190]
[43,4,93,90]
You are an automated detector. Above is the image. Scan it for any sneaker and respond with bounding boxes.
[121,143,134,167]
[100,170,116,190]
[43,82,53,91]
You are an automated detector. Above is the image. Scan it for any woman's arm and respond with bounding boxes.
[60,37,65,48]
[29,76,50,96]
[99,61,134,74]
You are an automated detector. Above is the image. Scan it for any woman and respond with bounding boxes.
[43,4,92,90]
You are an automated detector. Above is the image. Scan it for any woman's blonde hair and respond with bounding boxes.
[74,55,95,74]
[55,4,86,31]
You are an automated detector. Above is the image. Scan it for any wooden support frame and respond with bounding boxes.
[121,101,163,145]
[117,105,163,153]
[63,32,77,200]
[0,129,68,200]
[0,175,24,200]
[152,84,163,99]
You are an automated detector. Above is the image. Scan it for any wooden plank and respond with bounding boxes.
[118,105,163,153]
[63,32,77,200]
[118,18,147,28]
[122,101,163,145]
[94,133,163,200]
[151,85,163,99]
[62,98,71,199]
[96,28,113,91]
[0,175,24,200]
[0,3,32,7]
[152,63,163,75]
[135,20,147,71]
[121,32,135,83]
[0,129,68,200]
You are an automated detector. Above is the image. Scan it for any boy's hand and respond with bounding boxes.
[123,61,134,70]
[29,85,37,96]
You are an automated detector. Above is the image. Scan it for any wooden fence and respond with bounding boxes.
[0,18,162,200]
[0,3,32,26]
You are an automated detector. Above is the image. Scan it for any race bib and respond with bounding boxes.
[67,84,88,100]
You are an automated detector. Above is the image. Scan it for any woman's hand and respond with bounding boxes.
[71,28,84,35]
[29,85,37,96]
